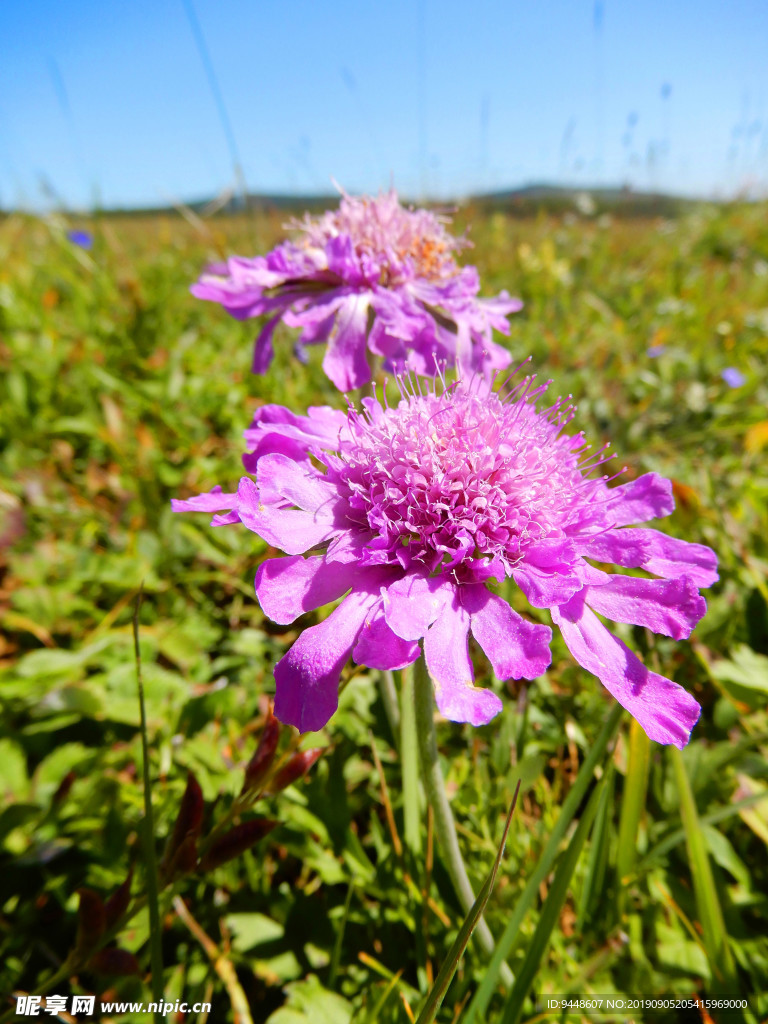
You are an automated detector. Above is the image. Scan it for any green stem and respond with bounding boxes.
[379,670,401,749]
[401,665,422,856]
[134,591,165,1023]
[412,653,512,986]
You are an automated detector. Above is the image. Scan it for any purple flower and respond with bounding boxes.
[646,344,666,358]
[191,190,522,391]
[721,367,745,388]
[173,370,717,748]
[67,229,93,249]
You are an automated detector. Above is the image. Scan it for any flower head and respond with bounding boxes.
[191,190,522,391]
[173,368,717,748]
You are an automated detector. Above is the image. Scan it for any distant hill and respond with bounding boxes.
[469,184,695,218]
[1,183,705,219]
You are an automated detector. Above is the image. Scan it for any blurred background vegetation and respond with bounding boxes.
[1,198,767,1022]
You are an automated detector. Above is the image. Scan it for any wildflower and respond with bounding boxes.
[67,229,93,249]
[191,190,522,391]
[173,369,717,748]
[721,367,745,388]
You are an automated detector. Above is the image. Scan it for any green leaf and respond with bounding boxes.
[266,975,353,1024]
[0,738,28,799]
[225,913,284,952]
[710,645,768,693]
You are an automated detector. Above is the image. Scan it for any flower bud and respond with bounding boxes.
[241,710,280,795]
[163,833,198,880]
[267,749,323,794]
[104,871,132,931]
[198,819,278,871]
[89,947,141,976]
[162,770,204,874]
[75,888,106,954]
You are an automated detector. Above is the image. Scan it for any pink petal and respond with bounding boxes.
[252,314,282,374]
[634,529,719,587]
[274,589,377,732]
[382,574,455,641]
[578,530,651,567]
[461,585,552,680]
[424,600,503,727]
[256,452,338,515]
[243,404,347,455]
[322,294,371,391]
[578,527,718,588]
[235,477,337,555]
[552,593,701,748]
[353,607,420,670]
[255,554,359,625]
[606,473,674,527]
[511,563,583,609]
[171,486,238,514]
[584,575,707,640]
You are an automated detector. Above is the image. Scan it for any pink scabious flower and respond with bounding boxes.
[191,189,522,391]
[172,370,718,748]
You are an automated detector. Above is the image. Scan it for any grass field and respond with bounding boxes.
[1,200,767,1023]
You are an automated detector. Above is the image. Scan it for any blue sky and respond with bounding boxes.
[2,0,767,209]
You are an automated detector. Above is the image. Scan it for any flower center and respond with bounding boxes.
[291,191,465,286]
[329,381,594,580]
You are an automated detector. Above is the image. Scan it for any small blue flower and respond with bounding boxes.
[67,229,93,250]
[721,367,745,388]
[646,345,666,358]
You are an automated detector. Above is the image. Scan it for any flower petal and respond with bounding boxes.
[461,585,552,680]
[255,554,359,625]
[171,485,237,515]
[353,607,420,670]
[256,452,339,514]
[579,527,718,588]
[252,314,281,373]
[512,563,583,609]
[235,477,337,554]
[322,294,371,391]
[634,529,719,587]
[584,575,707,640]
[552,592,701,748]
[274,589,377,732]
[382,574,455,641]
[424,600,503,726]
[606,473,674,526]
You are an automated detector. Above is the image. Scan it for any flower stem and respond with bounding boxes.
[379,670,401,749]
[412,652,512,984]
[401,664,423,856]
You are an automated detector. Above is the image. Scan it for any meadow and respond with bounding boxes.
[1,198,767,1023]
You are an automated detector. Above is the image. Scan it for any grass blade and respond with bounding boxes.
[577,761,613,928]
[414,782,521,1024]
[464,702,623,1023]
[500,774,606,1024]
[669,747,738,994]
[635,789,768,873]
[615,717,651,916]
[133,588,164,1021]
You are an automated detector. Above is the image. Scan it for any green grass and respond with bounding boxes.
[1,201,767,1022]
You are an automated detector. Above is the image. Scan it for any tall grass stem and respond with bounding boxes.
[412,653,512,984]
[133,589,165,1022]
